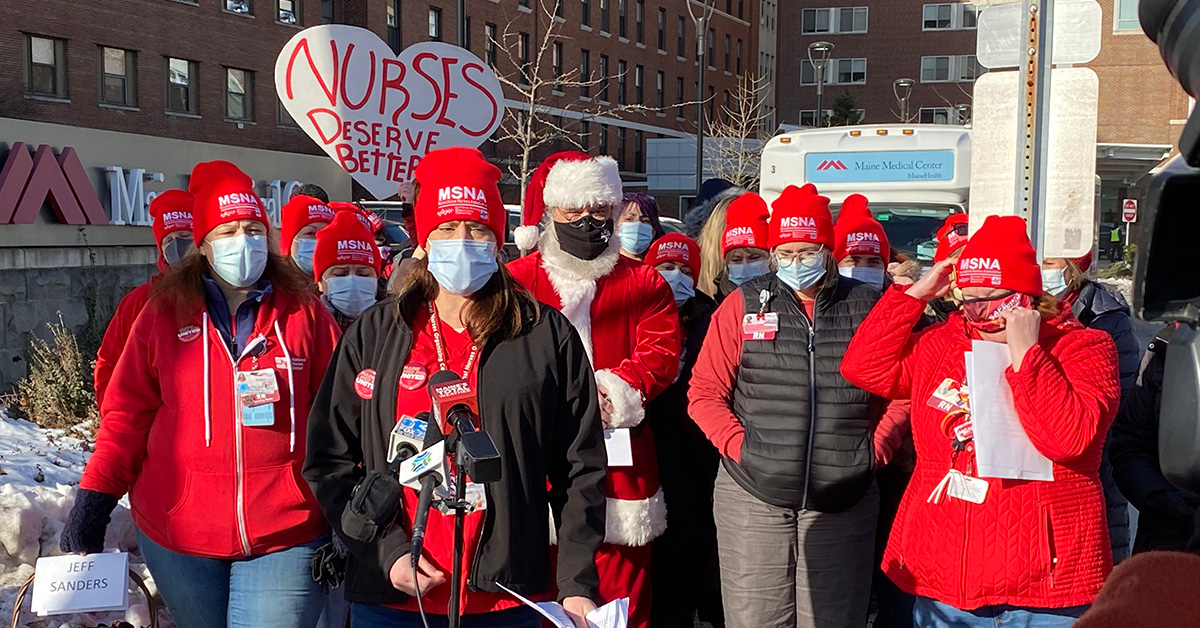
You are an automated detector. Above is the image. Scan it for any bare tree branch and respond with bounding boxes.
[704,73,770,188]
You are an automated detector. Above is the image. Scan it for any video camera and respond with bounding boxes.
[1132,0,1200,492]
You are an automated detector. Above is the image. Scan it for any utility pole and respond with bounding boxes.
[692,0,715,199]
[1017,0,1054,261]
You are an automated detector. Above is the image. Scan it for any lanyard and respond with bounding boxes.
[427,301,479,377]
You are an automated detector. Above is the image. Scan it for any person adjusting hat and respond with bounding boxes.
[280,194,336,276]
[93,189,194,406]
[925,213,971,322]
[841,215,1121,623]
[689,182,886,628]
[508,151,681,628]
[305,147,607,628]
[64,160,341,628]
[313,211,382,330]
[713,192,772,302]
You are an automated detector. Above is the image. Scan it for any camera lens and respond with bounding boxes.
[1142,0,1200,97]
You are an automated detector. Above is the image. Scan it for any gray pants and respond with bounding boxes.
[714,466,879,628]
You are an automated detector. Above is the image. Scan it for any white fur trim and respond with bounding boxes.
[594,369,645,429]
[514,225,541,251]
[542,254,598,363]
[542,156,623,211]
[605,489,668,546]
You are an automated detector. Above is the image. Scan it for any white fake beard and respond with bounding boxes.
[538,218,621,282]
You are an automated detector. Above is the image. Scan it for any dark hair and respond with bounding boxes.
[290,183,329,203]
[396,258,537,347]
[622,193,666,239]
[152,248,315,323]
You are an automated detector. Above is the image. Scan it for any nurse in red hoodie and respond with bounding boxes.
[93,189,194,406]
[63,161,341,628]
[840,215,1121,627]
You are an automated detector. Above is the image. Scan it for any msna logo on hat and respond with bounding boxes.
[336,238,376,265]
[437,185,489,220]
[217,192,264,219]
[161,211,192,231]
[958,256,1003,285]
[777,215,818,240]
[845,231,881,254]
[658,240,691,260]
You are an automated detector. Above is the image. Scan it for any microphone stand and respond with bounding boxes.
[447,445,469,628]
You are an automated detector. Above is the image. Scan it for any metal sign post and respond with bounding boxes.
[1017,0,1055,262]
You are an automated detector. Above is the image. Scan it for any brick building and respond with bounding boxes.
[775,0,1186,226]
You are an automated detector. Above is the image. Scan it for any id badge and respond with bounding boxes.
[241,402,275,427]
[742,313,779,341]
[947,473,989,504]
[236,369,280,427]
[926,377,969,414]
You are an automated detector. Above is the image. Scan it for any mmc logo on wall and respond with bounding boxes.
[0,142,109,225]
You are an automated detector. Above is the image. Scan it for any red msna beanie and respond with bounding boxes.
[955,215,1042,296]
[722,193,771,256]
[769,184,834,250]
[331,202,384,235]
[647,233,701,278]
[834,205,890,263]
[188,161,268,243]
[312,210,380,280]
[149,189,194,248]
[280,195,335,252]
[413,147,506,247]
[935,213,970,262]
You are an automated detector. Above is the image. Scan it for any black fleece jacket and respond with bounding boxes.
[303,290,607,605]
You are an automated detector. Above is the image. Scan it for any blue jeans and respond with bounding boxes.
[350,604,542,628]
[136,528,327,628]
[913,596,1088,628]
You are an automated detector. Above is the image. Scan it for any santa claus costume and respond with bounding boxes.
[508,152,681,628]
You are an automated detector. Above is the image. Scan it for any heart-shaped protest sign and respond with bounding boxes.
[275,25,505,199]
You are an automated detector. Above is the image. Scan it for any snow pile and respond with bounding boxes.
[0,412,172,628]
[1099,277,1133,305]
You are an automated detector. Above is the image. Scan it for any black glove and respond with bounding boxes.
[61,488,120,554]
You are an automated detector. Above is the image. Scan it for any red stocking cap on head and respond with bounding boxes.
[313,210,380,281]
[330,202,384,235]
[835,216,890,264]
[934,213,970,262]
[1071,252,1094,273]
[150,190,194,250]
[646,232,702,278]
[956,215,1042,296]
[837,194,873,223]
[516,151,623,251]
[188,161,268,243]
[280,195,335,252]
[768,184,834,250]
[413,146,506,247]
[722,192,771,256]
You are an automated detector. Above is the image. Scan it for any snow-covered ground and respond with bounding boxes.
[0,411,172,628]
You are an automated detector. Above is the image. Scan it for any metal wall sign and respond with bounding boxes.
[976,0,1102,69]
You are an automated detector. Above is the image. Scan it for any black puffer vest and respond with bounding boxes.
[724,273,885,512]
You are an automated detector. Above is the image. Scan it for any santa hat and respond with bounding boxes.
[413,147,506,247]
[768,184,834,250]
[516,151,623,251]
[312,211,380,281]
[150,189,194,248]
[331,202,385,235]
[646,233,701,279]
[834,195,890,262]
[280,195,335,252]
[722,193,770,255]
[934,213,970,262]
[188,161,268,243]
[956,215,1042,296]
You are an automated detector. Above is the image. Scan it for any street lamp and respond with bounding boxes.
[893,78,915,123]
[956,103,972,126]
[808,41,833,126]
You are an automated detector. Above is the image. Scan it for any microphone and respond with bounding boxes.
[427,370,502,484]
[427,370,480,431]
[387,412,430,465]
[396,439,447,568]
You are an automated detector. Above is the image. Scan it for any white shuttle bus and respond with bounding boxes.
[759,124,971,263]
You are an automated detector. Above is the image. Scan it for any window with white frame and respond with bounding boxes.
[799,109,832,126]
[962,3,978,28]
[1115,0,1140,31]
[958,54,983,81]
[801,58,867,85]
[923,3,976,30]
[801,6,868,34]
[919,106,955,124]
[921,55,952,82]
[922,55,983,82]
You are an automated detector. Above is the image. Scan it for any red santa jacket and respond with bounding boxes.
[94,277,159,407]
[509,251,680,547]
[840,287,1120,610]
[81,287,341,559]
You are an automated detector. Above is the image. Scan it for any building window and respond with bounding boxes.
[923,3,953,29]
[706,29,715,66]
[599,54,610,100]
[802,8,830,33]
[582,120,591,150]
[802,7,868,34]
[838,7,869,32]
[616,126,627,169]
[618,60,627,104]
[677,16,686,57]
[320,0,333,23]
[600,0,610,32]
[634,129,644,172]
[736,39,743,74]
[165,57,198,114]
[921,55,953,82]
[580,49,591,98]
[278,0,299,24]
[635,65,643,102]
[963,4,978,28]
[555,0,563,18]
[657,9,666,50]
[636,1,645,43]
[519,33,531,84]
[619,0,628,37]
[958,54,983,81]
[26,35,67,98]
[656,71,664,107]
[599,123,609,154]
[676,76,684,118]
[464,17,472,51]
[225,68,252,120]
[278,97,298,127]
[799,109,831,126]
[429,7,442,41]
[1115,0,1140,31]
[738,0,744,19]
[919,106,954,124]
[554,42,564,88]
[801,58,867,85]
[100,46,136,106]
[722,90,730,121]
[520,0,530,6]
[485,23,497,66]
[225,0,252,14]
[582,0,591,26]
[724,35,731,71]
[387,1,401,52]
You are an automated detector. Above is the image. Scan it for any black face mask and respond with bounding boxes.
[162,236,195,268]
[554,216,613,261]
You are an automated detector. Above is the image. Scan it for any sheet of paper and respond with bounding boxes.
[587,597,630,628]
[497,583,575,628]
[968,341,1054,481]
[31,552,130,616]
[604,428,633,467]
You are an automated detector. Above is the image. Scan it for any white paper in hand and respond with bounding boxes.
[967,341,1054,481]
[604,429,634,467]
[587,597,630,628]
[30,552,130,616]
[496,583,575,628]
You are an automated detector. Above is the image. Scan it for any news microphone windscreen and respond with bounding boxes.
[423,420,445,448]
[428,370,461,387]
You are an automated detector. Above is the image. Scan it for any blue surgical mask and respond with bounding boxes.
[838,265,886,289]
[658,268,696,305]
[326,275,378,317]
[426,239,498,296]
[727,259,770,285]
[162,236,194,268]
[776,250,828,291]
[292,238,317,275]
[208,234,268,288]
[619,222,654,255]
[1041,268,1069,297]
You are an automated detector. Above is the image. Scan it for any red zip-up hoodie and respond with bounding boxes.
[81,287,341,558]
[94,277,159,407]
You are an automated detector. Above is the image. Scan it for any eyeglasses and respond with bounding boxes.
[960,290,1016,305]
[557,204,613,222]
[775,247,825,265]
